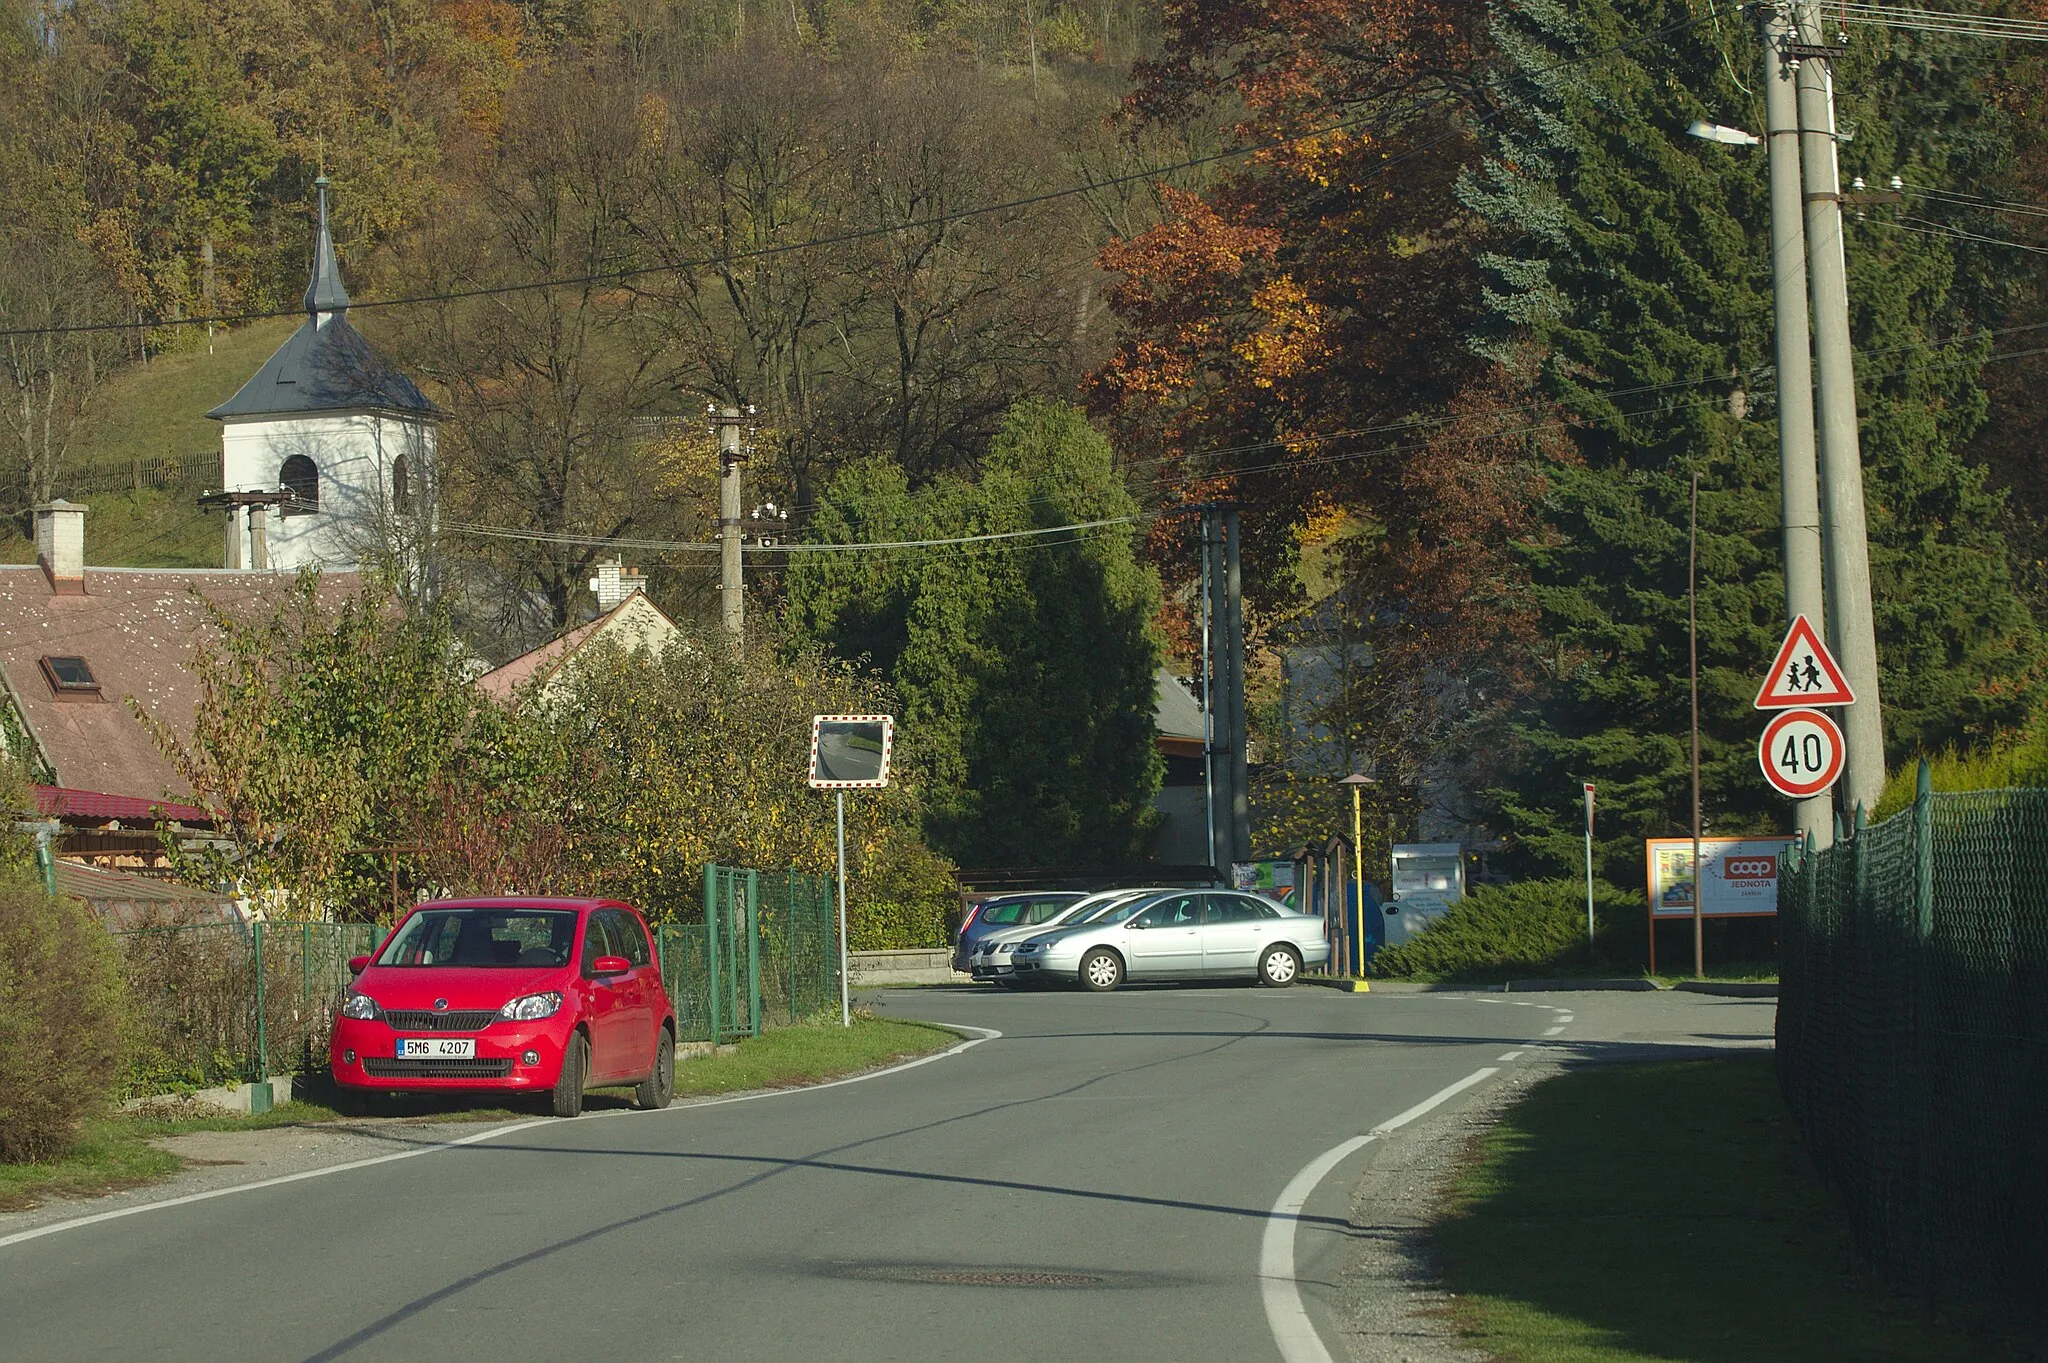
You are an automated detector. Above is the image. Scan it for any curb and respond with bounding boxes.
[1672,980,1779,998]
[1500,978,1663,993]
[1303,976,1371,993]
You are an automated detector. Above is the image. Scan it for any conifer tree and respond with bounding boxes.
[1464,0,2043,877]
[785,401,1165,868]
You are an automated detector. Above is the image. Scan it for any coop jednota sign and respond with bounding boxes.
[1643,837,1797,917]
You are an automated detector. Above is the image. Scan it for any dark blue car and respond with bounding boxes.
[952,892,1086,973]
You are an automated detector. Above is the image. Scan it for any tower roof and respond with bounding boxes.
[207,179,438,422]
[303,177,352,317]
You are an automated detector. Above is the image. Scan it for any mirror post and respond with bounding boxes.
[837,790,850,1028]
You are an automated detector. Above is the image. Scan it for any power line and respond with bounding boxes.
[0,1,1759,342]
[1838,2,2048,41]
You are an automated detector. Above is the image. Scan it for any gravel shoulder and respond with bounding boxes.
[1331,989,1779,1363]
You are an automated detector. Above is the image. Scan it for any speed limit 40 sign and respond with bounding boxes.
[1758,707,1845,798]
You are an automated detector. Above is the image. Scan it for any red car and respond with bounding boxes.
[330,897,676,1117]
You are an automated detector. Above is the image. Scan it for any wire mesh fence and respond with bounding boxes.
[1778,772,2048,1323]
[657,865,840,1043]
[114,919,382,1094]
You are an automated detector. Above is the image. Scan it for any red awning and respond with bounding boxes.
[33,785,212,826]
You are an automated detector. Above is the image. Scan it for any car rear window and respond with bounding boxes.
[377,909,579,968]
[980,901,1028,924]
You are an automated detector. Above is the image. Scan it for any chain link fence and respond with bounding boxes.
[114,919,381,1094]
[1778,770,2048,1324]
[657,866,840,1043]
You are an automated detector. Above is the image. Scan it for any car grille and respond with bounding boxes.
[382,1010,497,1031]
[362,1057,514,1079]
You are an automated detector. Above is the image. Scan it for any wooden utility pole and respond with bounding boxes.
[1690,471,1704,980]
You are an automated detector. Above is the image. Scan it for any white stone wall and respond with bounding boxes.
[217,412,434,571]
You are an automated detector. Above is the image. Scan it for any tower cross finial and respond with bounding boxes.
[303,175,352,323]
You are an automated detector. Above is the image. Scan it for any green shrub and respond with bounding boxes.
[847,835,956,950]
[1873,727,2048,819]
[1370,878,1646,981]
[0,875,128,1161]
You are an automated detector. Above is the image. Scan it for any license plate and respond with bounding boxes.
[398,1038,476,1059]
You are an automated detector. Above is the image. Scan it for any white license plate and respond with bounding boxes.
[398,1038,476,1059]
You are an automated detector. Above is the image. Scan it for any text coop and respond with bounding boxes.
[1723,857,1778,880]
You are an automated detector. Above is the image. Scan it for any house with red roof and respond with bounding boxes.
[474,558,679,705]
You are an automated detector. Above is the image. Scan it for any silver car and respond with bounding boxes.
[970,889,1163,983]
[1008,889,1332,991]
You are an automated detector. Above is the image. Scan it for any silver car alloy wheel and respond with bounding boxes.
[1263,947,1298,984]
[1085,953,1120,989]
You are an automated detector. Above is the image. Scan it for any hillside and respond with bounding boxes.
[2,320,297,569]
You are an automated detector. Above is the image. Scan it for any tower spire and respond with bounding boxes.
[303,175,351,323]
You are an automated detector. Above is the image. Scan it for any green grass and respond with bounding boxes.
[659,1017,957,1099]
[0,319,295,569]
[1433,1055,2025,1361]
[0,1019,957,1212]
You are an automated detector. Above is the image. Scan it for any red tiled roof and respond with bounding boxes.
[35,785,210,825]
[0,566,356,802]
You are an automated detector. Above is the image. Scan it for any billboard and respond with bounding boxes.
[1644,837,1795,917]
[808,715,894,789]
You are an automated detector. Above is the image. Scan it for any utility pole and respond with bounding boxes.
[1764,7,1832,848]
[1222,505,1250,867]
[713,405,747,642]
[1199,514,1218,872]
[1792,1,1886,815]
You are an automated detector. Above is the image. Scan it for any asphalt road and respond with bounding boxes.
[0,984,1771,1362]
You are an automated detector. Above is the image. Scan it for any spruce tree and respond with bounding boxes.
[1462,0,2042,879]
[785,401,1164,868]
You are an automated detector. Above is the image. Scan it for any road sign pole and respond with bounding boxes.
[837,790,849,1029]
[1583,783,1596,950]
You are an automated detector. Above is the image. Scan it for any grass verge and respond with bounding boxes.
[1,1018,957,1212]
[1432,1055,2024,1362]
[658,1017,958,1099]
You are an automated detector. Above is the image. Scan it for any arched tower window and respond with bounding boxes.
[391,454,412,517]
[280,455,320,516]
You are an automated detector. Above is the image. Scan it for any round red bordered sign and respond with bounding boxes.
[1758,707,1845,798]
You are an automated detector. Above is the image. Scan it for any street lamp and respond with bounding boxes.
[1338,773,1374,976]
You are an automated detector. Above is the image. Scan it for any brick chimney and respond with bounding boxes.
[588,557,646,611]
[34,500,86,594]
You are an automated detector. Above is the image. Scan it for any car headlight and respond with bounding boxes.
[996,942,1016,953]
[340,993,380,1020]
[499,991,564,1022]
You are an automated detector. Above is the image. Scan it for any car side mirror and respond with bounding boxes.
[348,955,371,974]
[591,954,632,975]
[1384,906,1399,915]
[1126,920,1147,930]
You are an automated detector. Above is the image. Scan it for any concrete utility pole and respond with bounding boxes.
[1222,505,1251,867]
[1198,504,1251,874]
[1792,1,1887,815]
[714,405,746,642]
[1764,6,1834,847]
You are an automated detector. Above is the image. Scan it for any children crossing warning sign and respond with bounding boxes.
[1754,614,1855,709]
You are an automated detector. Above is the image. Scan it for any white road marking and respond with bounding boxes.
[1498,1050,1525,1061]
[1543,1025,1567,1036]
[1261,1066,1501,1363]
[0,1024,1000,1251]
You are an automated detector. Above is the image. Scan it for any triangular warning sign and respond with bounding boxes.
[1754,614,1855,709]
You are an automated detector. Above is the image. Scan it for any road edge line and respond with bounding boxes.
[1260,1065,1502,1363]
[0,1023,1001,1252]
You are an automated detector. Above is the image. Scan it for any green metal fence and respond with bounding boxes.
[113,919,382,1092]
[656,865,840,1043]
[1778,767,2048,1323]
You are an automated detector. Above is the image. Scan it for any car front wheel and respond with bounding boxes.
[1257,944,1302,988]
[635,1027,675,1110]
[1080,948,1124,992]
[549,1032,589,1117]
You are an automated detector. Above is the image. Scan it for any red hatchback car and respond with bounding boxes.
[330,898,676,1117]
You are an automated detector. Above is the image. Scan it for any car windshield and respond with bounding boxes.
[1089,897,1155,926]
[376,909,579,968]
[1063,893,1143,925]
